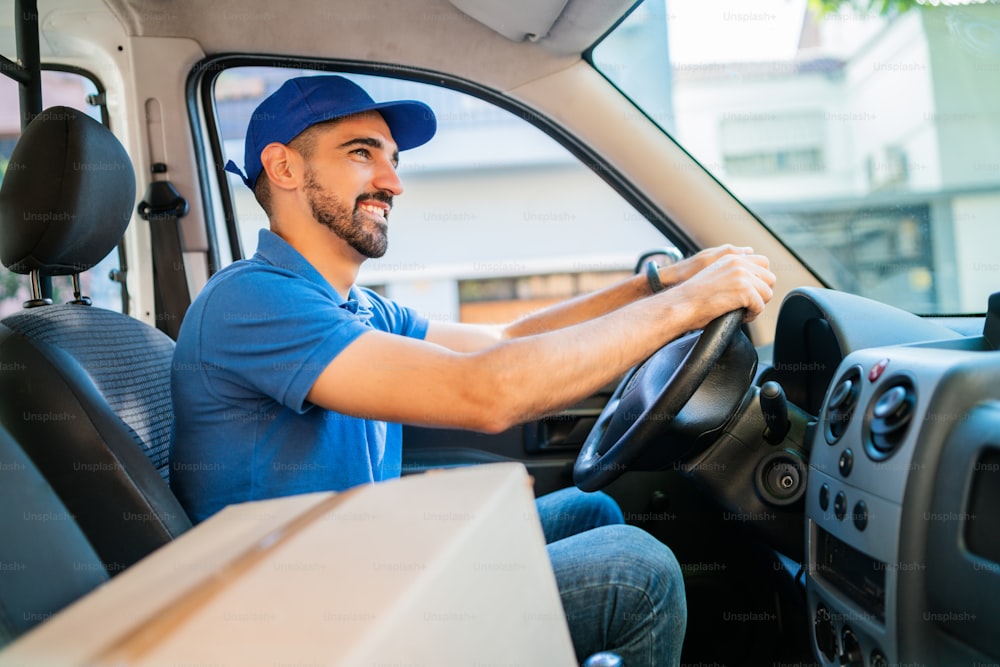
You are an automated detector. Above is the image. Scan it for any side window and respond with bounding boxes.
[212,67,671,323]
[0,70,125,315]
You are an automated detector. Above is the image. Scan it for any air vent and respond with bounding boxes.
[865,377,917,460]
[824,366,862,444]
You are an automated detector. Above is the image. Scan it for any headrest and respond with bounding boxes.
[0,106,136,276]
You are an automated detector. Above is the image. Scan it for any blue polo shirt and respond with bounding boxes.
[170,229,429,523]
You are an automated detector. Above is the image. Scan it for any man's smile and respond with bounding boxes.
[357,199,390,221]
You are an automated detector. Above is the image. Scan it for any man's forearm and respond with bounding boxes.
[501,272,653,339]
[498,244,754,340]
[309,251,774,433]
[470,290,691,430]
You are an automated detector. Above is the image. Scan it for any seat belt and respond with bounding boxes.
[137,162,190,340]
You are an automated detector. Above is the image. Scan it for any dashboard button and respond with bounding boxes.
[839,448,854,477]
[853,500,868,531]
[869,357,890,382]
[834,491,847,520]
[819,483,830,511]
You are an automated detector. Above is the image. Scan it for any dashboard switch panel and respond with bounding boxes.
[806,343,1000,666]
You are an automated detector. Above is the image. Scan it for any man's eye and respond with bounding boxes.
[352,148,371,158]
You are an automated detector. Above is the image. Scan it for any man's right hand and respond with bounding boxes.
[663,250,776,327]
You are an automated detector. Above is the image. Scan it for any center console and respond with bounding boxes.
[805,334,1000,666]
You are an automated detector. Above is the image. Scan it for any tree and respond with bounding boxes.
[0,270,25,310]
[808,0,922,15]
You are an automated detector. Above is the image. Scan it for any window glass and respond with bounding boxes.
[212,67,671,323]
[0,70,124,315]
[592,0,1000,315]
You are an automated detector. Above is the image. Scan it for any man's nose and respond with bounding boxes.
[374,159,403,196]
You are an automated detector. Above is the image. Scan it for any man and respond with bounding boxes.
[171,75,775,665]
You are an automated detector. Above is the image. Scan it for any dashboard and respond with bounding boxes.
[769,288,1000,666]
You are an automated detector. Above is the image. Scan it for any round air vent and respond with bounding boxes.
[824,366,862,444]
[865,376,917,460]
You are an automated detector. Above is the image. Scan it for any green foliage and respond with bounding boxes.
[0,270,24,305]
[808,0,921,16]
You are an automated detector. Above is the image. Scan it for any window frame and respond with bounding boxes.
[191,55,700,271]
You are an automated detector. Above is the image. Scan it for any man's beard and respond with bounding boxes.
[304,171,390,259]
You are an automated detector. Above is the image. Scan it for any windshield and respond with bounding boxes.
[592,0,1000,315]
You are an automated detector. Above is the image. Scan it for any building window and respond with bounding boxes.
[459,271,631,323]
[720,112,826,176]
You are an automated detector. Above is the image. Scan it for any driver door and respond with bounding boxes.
[402,381,619,498]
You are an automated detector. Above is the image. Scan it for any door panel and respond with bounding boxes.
[402,381,617,497]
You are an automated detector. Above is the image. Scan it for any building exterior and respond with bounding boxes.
[671,4,1000,313]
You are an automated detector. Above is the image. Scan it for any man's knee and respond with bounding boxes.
[594,525,686,665]
[549,524,683,594]
[603,524,686,616]
[549,524,687,664]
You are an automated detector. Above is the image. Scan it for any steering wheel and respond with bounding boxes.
[574,309,752,492]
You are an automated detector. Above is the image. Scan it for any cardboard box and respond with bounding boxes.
[0,462,576,666]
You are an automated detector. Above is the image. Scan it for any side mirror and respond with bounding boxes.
[633,247,684,274]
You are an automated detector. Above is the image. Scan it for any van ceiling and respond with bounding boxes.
[95,0,633,87]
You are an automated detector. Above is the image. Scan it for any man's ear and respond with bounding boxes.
[260,142,302,192]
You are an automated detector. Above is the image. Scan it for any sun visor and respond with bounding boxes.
[449,0,636,55]
[449,0,569,42]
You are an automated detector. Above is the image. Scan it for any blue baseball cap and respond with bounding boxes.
[224,75,437,189]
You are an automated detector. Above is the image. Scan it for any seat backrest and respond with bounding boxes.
[0,107,191,574]
[0,423,108,648]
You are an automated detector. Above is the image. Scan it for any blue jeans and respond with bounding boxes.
[536,487,687,667]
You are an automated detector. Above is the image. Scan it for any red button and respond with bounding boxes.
[868,358,889,382]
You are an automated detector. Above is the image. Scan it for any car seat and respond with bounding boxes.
[0,106,191,575]
[0,423,108,648]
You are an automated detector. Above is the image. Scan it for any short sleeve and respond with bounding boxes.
[195,267,374,413]
[357,286,429,340]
